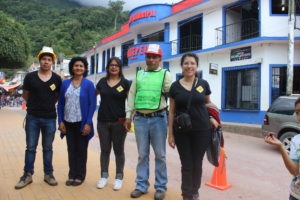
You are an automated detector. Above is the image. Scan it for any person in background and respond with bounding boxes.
[265,97,300,200]
[15,46,62,189]
[125,44,172,200]
[168,53,218,200]
[96,57,131,190]
[57,56,96,186]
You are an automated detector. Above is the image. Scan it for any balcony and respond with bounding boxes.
[216,18,260,46]
[170,34,202,55]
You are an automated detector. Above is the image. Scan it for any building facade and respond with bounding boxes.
[81,0,300,124]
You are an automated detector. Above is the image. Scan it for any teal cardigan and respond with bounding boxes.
[57,78,96,140]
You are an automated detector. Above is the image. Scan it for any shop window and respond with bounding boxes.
[271,0,300,14]
[122,40,134,66]
[142,30,164,42]
[271,66,300,102]
[224,66,259,110]
[179,16,202,53]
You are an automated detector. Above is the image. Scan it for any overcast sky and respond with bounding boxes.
[72,0,182,11]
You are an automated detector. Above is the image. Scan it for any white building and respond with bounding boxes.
[81,0,300,124]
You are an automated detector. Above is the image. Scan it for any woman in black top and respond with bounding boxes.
[96,57,130,190]
[168,53,219,200]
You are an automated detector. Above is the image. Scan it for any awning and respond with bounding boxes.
[0,82,21,92]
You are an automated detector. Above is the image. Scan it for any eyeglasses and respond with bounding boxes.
[296,111,300,115]
[109,64,119,67]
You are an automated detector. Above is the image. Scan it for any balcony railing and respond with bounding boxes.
[170,34,202,55]
[216,18,259,46]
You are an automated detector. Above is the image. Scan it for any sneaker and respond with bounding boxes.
[44,174,58,186]
[15,172,32,189]
[97,177,108,189]
[113,179,123,190]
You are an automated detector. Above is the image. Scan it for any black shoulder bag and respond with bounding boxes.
[173,78,197,133]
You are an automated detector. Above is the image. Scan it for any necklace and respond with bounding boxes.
[72,79,82,88]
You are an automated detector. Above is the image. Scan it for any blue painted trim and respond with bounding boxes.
[220,110,266,124]
[163,61,169,70]
[164,23,170,42]
[221,63,261,111]
[269,64,300,106]
[163,36,300,61]
[137,34,142,44]
[129,4,171,16]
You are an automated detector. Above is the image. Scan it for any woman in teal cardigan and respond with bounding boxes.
[57,57,96,186]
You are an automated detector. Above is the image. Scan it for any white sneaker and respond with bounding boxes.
[113,179,123,190]
[97,178,108,189]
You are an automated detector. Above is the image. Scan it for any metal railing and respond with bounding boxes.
[170,34,202,55]
[216,18,259,46]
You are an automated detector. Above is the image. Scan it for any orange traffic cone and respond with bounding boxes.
[21,101,26,110]
[205,147,232,190]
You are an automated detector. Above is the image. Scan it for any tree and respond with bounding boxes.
[0,11,30,69]
[109,0,125,31]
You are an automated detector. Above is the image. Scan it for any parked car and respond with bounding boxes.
[262,95,300,152]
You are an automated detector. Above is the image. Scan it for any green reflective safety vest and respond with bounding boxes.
[134,69,167,110]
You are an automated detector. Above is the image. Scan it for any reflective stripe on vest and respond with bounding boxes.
[134,69,167,110]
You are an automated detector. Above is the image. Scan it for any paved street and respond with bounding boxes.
[0,107,291,200]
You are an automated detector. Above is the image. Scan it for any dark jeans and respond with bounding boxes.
[65,121,89,181]
[174,129,211,199]
[290,195,298,200]
[97,121,127,179]
[24,114,56,175]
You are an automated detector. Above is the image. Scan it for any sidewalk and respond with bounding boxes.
[0,108,180,200]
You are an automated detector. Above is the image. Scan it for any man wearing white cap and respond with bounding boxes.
[125,44,172,200]
[15,46,62,189]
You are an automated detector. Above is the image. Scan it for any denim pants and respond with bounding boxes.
[97,121,127,179]
[24,114,56,175]
[133,111,168,192]
[174,129,211,199]
[65,121,89,181]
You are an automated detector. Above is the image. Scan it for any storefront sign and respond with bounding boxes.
[128,10,156,24]
[209,63,218,75]
[230,46,251,61]
[127,45,148,60]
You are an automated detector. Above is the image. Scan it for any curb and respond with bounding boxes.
[222,122,262,138]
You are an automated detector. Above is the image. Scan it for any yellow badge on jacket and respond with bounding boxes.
[50,84,56,91]
[116,86,124,92]
[196,86,204,93]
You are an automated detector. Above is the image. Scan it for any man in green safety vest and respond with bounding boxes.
[125,44,172,200]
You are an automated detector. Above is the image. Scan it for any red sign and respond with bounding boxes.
[127,45,149,60]
[128,10,156,24]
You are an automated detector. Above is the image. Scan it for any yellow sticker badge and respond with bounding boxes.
[116,86,124,92]
[50,84,56,91]
[196,86,204,93]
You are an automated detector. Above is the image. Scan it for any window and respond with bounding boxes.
[90,55,95,74]
[112,47,115,57]
[121,40,134,66]
[271,66,300,102]
[224,66,259,110]
[107,49,111,64]
[179,16,202,53]
[102,50,106,72]
[271,0,300,15]
[142,30,164,42]
[96,53,99,73]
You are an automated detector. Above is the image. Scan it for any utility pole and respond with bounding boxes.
[93,42,97,85]
[287,0,295,95]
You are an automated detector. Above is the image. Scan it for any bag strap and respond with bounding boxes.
[186,78,197,112]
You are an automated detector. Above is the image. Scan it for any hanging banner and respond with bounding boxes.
[230,46,251,61]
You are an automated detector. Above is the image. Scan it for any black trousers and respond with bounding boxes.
[65,121,89,181]
[174,129,211,199]
[97,121,127,179]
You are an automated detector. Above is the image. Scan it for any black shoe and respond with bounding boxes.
[72,180,83,186]
[65,179,74,186]
[154,190,165,200]
[130,189,145,198]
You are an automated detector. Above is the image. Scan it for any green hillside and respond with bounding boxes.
[0,0,128,59]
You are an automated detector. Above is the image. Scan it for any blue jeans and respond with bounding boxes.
[24,114,56,175]
[133,111,168,192]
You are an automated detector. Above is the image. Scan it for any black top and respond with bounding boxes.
[169,78,211,131]
[96,77,131,122]
[23,71,62,118]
